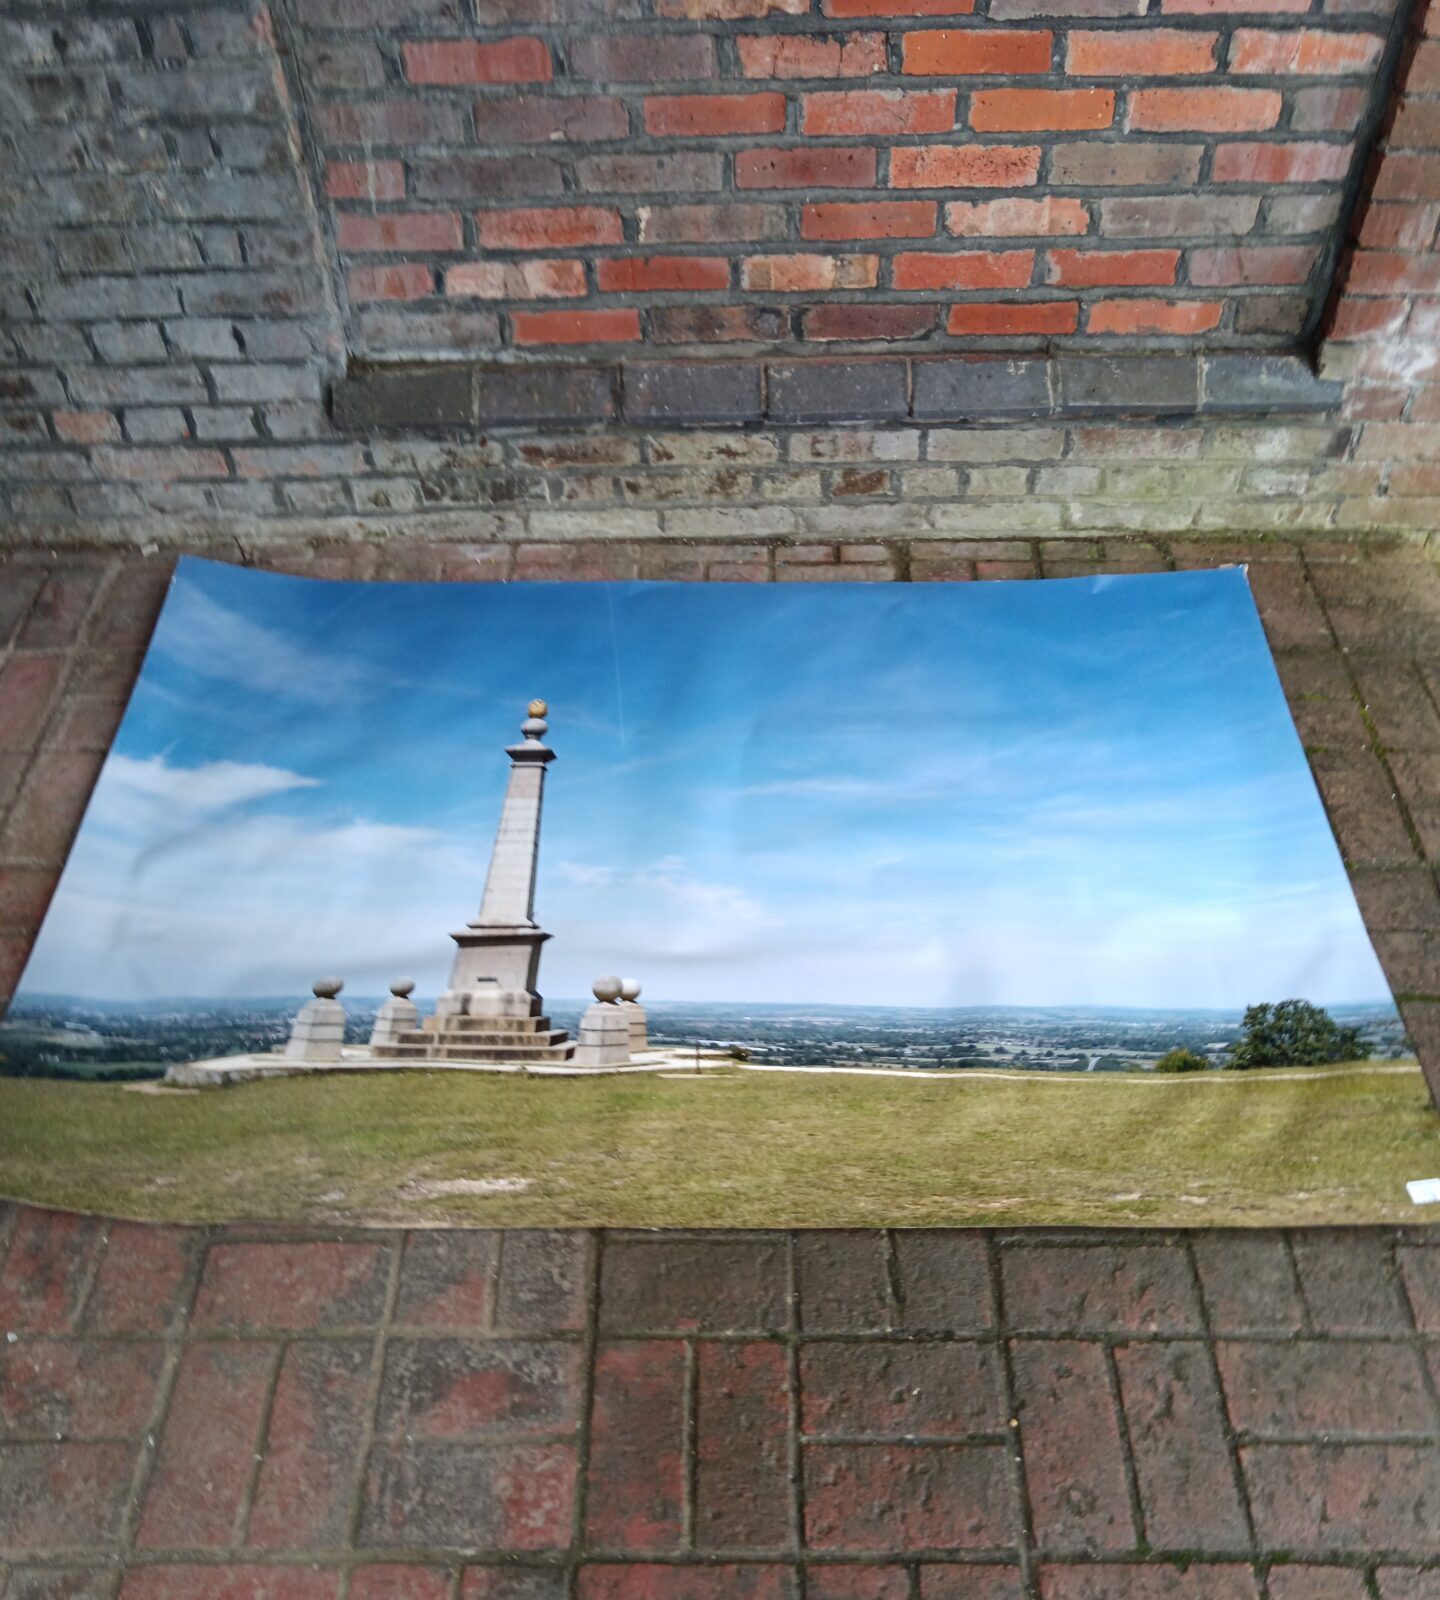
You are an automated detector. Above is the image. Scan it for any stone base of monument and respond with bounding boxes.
[163,1044,701,1087]
[372,1007,576,1065]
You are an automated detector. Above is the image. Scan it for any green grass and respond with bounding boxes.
[0,1062,1435,1228]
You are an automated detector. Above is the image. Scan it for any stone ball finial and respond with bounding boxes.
[390,978,416,997]
[528,698,548,717]
[592,975,623,1003]
[313,977,344,999]
[620,978,642,1002]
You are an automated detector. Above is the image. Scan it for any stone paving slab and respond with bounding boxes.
[0,1208,1437,1597]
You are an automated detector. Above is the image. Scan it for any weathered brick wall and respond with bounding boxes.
[1,0,1439,542]
[295,0,1402,360]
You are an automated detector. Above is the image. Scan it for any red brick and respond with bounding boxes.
[596,255,730,292]
[695,1342,791,1548]
[391,1232,496,1328]
[1399,1244,1440,1330]
[1088,299,1222,334]
[809,1570,911,1600]
[1003,1244,1201,1332]
[902,29,1052,74]
[1291,1234,1410,1333]
[376,1338,582,1441]
[1212,140,1354,183]
[248,1340,374,1548]
[138,1342,276,1548]
[825,0,974,10]
[1191,1236,1303,1334]
[120,1567,341,1599]
[1373,152,1440,200]
[894,249,1035,289]
[350,1569,454,1600]
[744,252,878,290]
[801,1341,1004,1436]
[1012,1341,1134,1553]
[1347,250,1440,293]
[361,1441,575,1550]
[736,147,877,188]
[495,1232,591,1332]
[948,300,1079,335]
[1038,1569,1259,1599]
[804,304,937,339]
[656,0,808,13]
[891,144,1041,187]
[947,197,1089,236]
[972,88,1115,131]
[325,160,405,201]
[473,95,628,144]
[445,260,586,299]
[1129,86,1281,131]
[1048,248,1178,286]
[478,207,623,250]
[512,308,641,345]
[1243,1444,1440,1552]
[193,1241,389,1332]
[578,1569,795,1599]
[402,37,552,84]
[639,203,787,243]
[1358,201,1440,249]
[0,655,64,751]
[653,305,788,342]
[737,33,887,78]
[1292,84,1367,132]
[569,33,715,81]
[1164,0,1308,10]
[1190,245,1318,285]
[1067,29,1217,74]
[1328,296,1409,338]
[0,1338,164,1438]
[0,1440,136,1552]
[803,88,956,136]
[336,212,462,253]
[1230,28,1384,73]
[315,100,466,146]
[1114,1343,1249,1548]
[348,263,433,301]
[919,1570,1025,1600]
[586,1341,686,1549]
[802,200,937,238]
[4,750,105,863]
[0,1210,103,1335]
[645,93,785,136]
[53,410,120,444]
[86,1222,192,1335]
[0,865,55,930]
[804,1443,1012,1550]
[1267,1572,1369,1600]
[1216,1341,1431,1437]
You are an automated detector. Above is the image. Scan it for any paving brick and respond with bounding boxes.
[1243,1444,1440,1553]
[138,1341,276,1549]
[2,1568,123,1600]
[1375,1571,1440,1600]
[695,1341,791,1549]
[193,1241,390,1332]
[0,1339,163,1440]
[360,1441,575,1549]
[18,569,106,651]
[577,1568,796,1599]
[795,1232,890,1332]
[459,1570,567,1598]
[84,1223,192,1335]
[1265,1570,1370,1600]
[805,1442,1013,1552]
[807,1567,912,1599]
[1036,1569,1259,1599]
[248,1340,374,1549]
[1398,1244,1440,1329]
[1191,1237,1304,1334]
[801,1343,1004,1438]
[1002,1246,1201,1334]
[586,1341,686,1550]
[1113,1343,1248,1550]
[118,1568,341,1599]
[1011,1340,1133,1555]
[348,1569,455,1600]
[1291,1233,1411,1332]
[0,1211,103,1335]
[394,1232,497,1329]
[917,1570,1025,1600]
[599,1238,788,1333]
[377,1339,582,1442]
[0,1441,136,1552]
[1216,1340,1433,1439]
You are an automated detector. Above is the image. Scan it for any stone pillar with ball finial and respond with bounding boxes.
[436,700,557,1021]
[574,976,633,1067]
[285,978,346,1061]
[620,978,648,1052]
[369,979,419,1048]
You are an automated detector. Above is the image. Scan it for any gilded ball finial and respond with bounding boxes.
[528,698,548,718]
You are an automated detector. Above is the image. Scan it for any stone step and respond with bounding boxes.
[421,1016,558,1035]
[372,1041,577,1063]
[392,1027,570,1048]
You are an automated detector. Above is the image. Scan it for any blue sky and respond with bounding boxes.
[17,557,1389,1009]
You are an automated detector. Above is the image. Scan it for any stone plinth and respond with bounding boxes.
[285,979,346,1061]
[574,977,632,1068]
[369,980,419,1048]
[620,978,648,1052]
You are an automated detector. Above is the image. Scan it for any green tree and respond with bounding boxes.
[1154,1047,1209,1073]
[1227,1000,1364,1070]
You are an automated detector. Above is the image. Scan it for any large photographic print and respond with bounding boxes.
[1,558,1422,1226]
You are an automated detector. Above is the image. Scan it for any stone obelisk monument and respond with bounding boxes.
[437,698,556,1020]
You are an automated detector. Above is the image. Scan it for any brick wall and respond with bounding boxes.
[296,0,1402,360]
[1,0,1439,543]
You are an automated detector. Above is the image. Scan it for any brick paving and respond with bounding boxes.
[3,532,1440,1594]
[0,1209,1437,1597]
